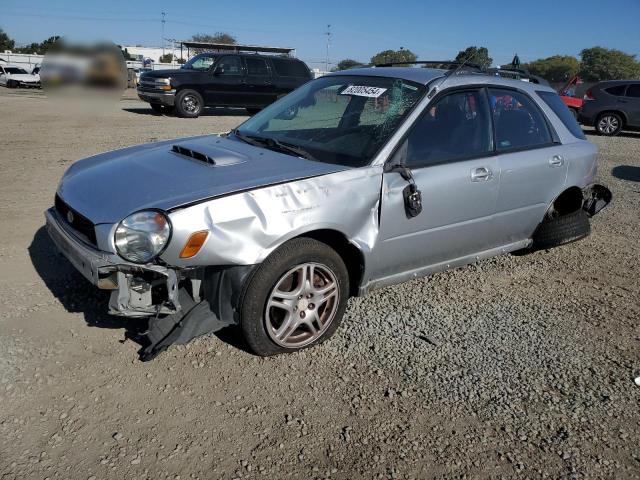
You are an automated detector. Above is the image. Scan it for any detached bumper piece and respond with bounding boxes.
[139,265,254,361]
[582,184,612,217]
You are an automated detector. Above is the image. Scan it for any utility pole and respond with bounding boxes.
[161,12,166,56]
[325,24,331,72]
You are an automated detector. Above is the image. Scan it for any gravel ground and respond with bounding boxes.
[0,87,639,480]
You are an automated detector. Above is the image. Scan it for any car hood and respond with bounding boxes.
[8,73,39,82]
[57,135,349,224]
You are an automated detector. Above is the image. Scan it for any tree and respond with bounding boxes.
[579,47,640,81]
[333,59,364,71]
[15,35,60,54]
[523,55,580,83]
[370,48,417,66]
[16,42,40,54]
[190,32,237,53]
[159,53,174,63]
[0,28,15,51]
[454,46,492,69]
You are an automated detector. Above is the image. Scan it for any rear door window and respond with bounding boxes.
[488,88,553,151]
[626,84,640,98]
[605,85,627,96]
[537,90,586,140]
[245,57,270,76]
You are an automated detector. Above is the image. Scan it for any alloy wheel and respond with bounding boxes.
[265,262,339,348]
[598,115,619,135]
[182,95,200,115]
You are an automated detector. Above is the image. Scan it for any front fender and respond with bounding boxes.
[162,167,383,268]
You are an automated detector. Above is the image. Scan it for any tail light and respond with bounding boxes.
[584,89,595,101]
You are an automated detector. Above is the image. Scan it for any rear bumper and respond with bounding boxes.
[137,88,176,106]
[45,208,180,317]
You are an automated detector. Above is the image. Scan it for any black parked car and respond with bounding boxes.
[579,80,640,136]
[137,53,312,117]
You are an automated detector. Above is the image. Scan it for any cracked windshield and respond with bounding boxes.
[236,75,425,166]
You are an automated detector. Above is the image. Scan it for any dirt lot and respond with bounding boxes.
[0,87,639,480]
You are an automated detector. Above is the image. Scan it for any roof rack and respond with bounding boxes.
[374,60,483,72]
[486,67,550,86]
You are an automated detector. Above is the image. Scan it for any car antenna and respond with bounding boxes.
[427,50,484,98]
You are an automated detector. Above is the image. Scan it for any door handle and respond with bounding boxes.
[549,155,564,167]
[470,167,493,182]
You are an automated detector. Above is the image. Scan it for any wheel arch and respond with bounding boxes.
[549,186,584,217]
[293,228,365,298]
[597,109,628,126]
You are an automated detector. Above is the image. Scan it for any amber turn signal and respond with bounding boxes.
[179,230,209,258]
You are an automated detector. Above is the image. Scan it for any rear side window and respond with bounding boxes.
[271,58,309,77]
[605,85,627,96]
[488,88,553,151]
[537,90,586,140]
[626,84,640,98]
[245,57,270,76]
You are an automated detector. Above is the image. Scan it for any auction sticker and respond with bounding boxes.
[340,85,387,98]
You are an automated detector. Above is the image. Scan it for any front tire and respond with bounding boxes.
[595,112,623,136]
[239,238,349,356]
[175,89,203,118]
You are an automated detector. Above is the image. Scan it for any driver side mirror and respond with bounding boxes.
[213,66,225,75]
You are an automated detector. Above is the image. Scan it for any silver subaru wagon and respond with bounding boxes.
[46,66,611,360]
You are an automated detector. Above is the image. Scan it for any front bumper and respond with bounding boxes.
[16,80,41,88]
[45,208,180,317]
[137,88,176,106]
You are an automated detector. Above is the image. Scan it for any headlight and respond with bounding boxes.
[114,210,171,263]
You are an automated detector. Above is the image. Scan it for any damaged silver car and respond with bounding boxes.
[45,65,611,360]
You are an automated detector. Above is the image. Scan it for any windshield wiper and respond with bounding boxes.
[232,130,316,161]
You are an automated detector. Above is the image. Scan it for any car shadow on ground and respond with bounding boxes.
[29,227,149,344]
[612,165,640,182]
[29,226,252,357]
[122,107,249,117]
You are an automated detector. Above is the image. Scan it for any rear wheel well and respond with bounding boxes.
[298,229,364,297]
[597,110,627,126]
[551,187,583,217]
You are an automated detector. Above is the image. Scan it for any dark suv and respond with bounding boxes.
[137,53,312,117]
[579,80,640,136]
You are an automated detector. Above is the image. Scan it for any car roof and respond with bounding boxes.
[326,67,557,95]
[327,67,447,85]
[192,52,301,61]
[595,79,640,86]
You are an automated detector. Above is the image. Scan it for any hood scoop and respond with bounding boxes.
[172,145,215,165]
[170,142,248,167]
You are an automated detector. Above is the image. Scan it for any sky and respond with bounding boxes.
[2,0,639,68]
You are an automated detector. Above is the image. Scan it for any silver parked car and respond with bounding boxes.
[45,66,611,360]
